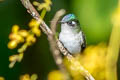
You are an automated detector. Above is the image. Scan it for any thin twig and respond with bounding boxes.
[49,9,65,71]
[48,9,71,80]
[50,9,65,34]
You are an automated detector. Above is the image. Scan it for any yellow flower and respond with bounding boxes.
[48,70,65,80]
[29,19,40,28]
[31,27,41,36]
[30,74,38,80]
[20,74,38,80]
[9,33,24,42]
[28,19,41,36]
[18,53,24,62]
[26,35,36,45]
[8,40,18,49]
[45,0,52,5]
[63,43,107,80]
[8,25,26,49]
[12,25,19,33]
[0,77,5,80]
[33,0,52,11]
[18,30,29,37]
[20,74,30,80]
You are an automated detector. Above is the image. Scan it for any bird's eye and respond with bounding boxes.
[67,21,76,27]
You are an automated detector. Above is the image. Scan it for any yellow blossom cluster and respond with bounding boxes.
[8,0,52,68]
[33,0,52,19]
[8,25,28,49]
[47,70,65,80]
[29,19,41,37]
[0,74,38,80]
[20,74,38,80]
[8,19,41,68]
[63,43,107,80]
[0,77,5,80]
[33,0,52,11]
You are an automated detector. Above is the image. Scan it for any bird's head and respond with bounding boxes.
[60,14,80,33]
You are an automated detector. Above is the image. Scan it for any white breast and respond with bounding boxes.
[59,31,82,54]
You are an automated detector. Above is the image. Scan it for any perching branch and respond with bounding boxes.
[20,0,72,60]
[20,0,95,80]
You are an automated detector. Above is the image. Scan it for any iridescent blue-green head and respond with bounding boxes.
[60,14,80,33]
[61,14,76,23]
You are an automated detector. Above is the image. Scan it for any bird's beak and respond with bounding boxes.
[59,21,65,24]
[49,20,65,24]
[49,21,64,24]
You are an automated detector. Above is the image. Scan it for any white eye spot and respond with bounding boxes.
[67,21,76,27]
[72,21,76,25]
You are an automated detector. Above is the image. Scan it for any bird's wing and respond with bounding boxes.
[79,31,86,52]
[82,32,86,50]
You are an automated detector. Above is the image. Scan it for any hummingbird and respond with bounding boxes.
[59,14,86,54]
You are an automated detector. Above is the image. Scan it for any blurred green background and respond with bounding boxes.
[0,0,119,80]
